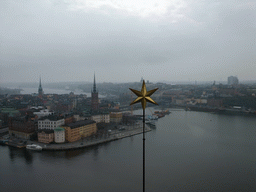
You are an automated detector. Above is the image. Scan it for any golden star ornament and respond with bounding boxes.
[129,80,158,110]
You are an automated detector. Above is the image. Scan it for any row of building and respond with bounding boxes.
[37,119,97,144]
[7,111,123,144]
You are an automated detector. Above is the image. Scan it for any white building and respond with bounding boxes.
[91,114,110,123]
[54,127,65,143]
[38,116,65,130]
[73,114,86,122]
[34,109,54,119]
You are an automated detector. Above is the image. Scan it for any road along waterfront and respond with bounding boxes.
[29,123,151,151]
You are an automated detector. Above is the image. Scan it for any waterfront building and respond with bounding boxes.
[91,74,99,111]
[38,77,44,97]
[228,76,239,85]
[62,120,97,142]
[62,125,81,143]
[195,99,207,104]
[38,115,65,130]
[110,112,123,123]
[91,113,110,123]
[54,127,65,143]
[79,120,97,138]
[38,129,54,144]
[8,115,36,139]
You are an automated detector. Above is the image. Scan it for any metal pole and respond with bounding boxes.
[143,108,145,192]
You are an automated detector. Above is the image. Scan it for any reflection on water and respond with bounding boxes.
[37,142,112,160]
[9,147,33,164]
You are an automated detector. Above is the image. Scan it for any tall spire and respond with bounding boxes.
[91,73,99,111]
[38,76,43,96]
[93,73,97,93]
[39,76,42,88]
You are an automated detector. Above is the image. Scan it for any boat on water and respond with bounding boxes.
[147,115,158,120]
[145,119,156,127]
[26,144,43,151]
[153,109,171,118]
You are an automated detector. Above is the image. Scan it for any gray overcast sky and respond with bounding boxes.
[0,0,255,83]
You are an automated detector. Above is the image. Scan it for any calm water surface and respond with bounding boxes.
[1,110,256,192]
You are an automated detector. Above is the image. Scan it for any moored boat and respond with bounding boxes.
[26,144,43,151]
[153,109,170,118]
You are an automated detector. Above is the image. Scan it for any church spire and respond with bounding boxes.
[91,73,99,111]
[39,76,42,88]
[38,76,43,96]
[93,73,97,93]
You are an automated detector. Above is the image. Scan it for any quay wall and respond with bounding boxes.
[41,125,151,151]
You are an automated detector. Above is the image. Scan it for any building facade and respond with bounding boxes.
[33,109,54,119]
[228,76,239,85]
[38,115,65,130]
[110,112,123,123]
[38,129,54,143]
[91,114,110,123]
[54,127,65,143]
[62,120,97,142]
[64,115,75,124]
[62,126,81,143]
[8,116,36,139]
[79,120,97,138]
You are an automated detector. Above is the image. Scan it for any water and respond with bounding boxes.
[8,87,105,98]
[20,87,86,95]
[1,110,256,192]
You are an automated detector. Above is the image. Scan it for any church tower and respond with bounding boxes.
[91,73,99,112]
[38,77,43,97]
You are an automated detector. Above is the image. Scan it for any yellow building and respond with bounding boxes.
[38,129,54,144]
[62,126,81,143]
[63,120,97,142]
[79,120,97,138]
[110,112,123,123]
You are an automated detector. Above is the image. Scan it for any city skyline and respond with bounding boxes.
[1,0,255,83]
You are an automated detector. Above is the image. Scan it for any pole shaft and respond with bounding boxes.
[143,108,145,192]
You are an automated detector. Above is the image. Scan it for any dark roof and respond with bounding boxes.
[39,115,64,121]
[38,129,54,134]
[67,120,96,129]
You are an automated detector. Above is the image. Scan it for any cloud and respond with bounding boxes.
[0,0,255,83]
[65,0,187,20]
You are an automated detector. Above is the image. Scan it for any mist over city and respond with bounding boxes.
[1,1,256,192]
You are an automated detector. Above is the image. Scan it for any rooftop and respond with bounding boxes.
[66,120,96,129]
[39,115,64,121]
[54,127,65,132]
[38,129,54,134]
